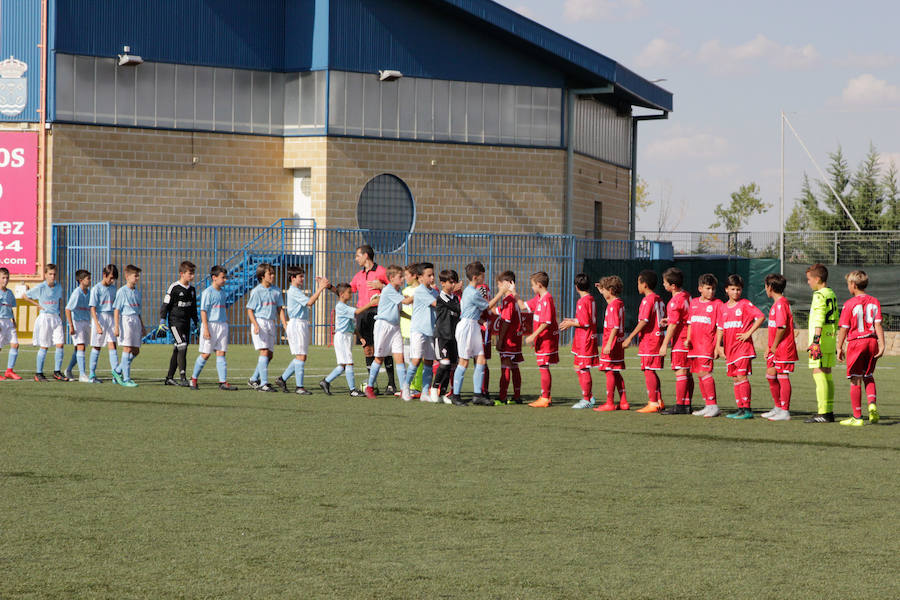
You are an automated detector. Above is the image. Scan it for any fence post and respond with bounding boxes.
[488,236,494,283]
[833,231,838,264]
[213,227,218,268]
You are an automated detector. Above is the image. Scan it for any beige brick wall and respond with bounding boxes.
[49,125,293,226]
[572,153,631,240]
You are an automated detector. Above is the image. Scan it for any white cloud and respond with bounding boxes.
[697,34,819,73]
[563,0,644,22]
[835,74,900,107]
[834,53,899,70]
[634,37,689,69]
[646,128,729,160]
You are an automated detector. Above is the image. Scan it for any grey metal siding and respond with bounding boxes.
[573,98,632,168]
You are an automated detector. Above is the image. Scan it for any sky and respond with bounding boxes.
[495,0,900,232]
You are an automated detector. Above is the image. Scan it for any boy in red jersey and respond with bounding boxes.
[512,271,559,407]
[836,270,885,426]
[494,271,524,405]
[594,276,628,411]
[477,283,495,398]
[762,273,798,421]
[559,273,598,409]
[624,270,666,413]
[716,275,765,419]
[658,268,694,414]
[685,273,723,417]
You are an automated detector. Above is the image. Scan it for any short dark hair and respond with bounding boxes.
[530,271,550,288]
[725,274,744,289]
[764,273,786,294]
[75,269,90,283]
[806,263,828,283]
[465,261,485,281]
[179,261,196,274]
[357,244,375,260]
[255,263,274,282]
[405,263,421,275]
[662,267,683,288]
[498,270,516,283]
[573,273,591,292]
[287,265,306,280]
[102,264,119,279]
[0,267,8,278]
[210,265,227,278]
[124,264,142,276]
[439,269,459,283]
[418,262,434,273]
[335,283,352,295]
[45,263,57,273]
[698,273,718,288]
[638,270,657,290]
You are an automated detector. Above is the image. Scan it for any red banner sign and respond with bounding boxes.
[0,132,38,275]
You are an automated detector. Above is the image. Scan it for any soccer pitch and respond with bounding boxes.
[2,345,897,599]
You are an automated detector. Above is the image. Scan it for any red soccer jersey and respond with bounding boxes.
[687,298,723,359]
[718,298,763,363]
[496,294,523,353]
[527,293,559,355]
[839,294,882,341]
[637,292,666,356]
[478,284,494,344]
[571,294,598,359]
[667,290,691,351]
[767,296,799,362]
[602,297,625,351]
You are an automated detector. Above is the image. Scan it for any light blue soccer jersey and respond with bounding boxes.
[460,285,488,321]
[200,286,228,323]
[89,283,117,313]
[113,286,142,316]
[0,288,15,319]
[286,285,311,320]
[374,285,403,326]
[246,284,283,321]
[66,287,92,322]
[411,285,438,336]
[26,282,63,315]
[334,301,356,333]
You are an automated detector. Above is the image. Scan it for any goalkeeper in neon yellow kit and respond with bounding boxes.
[804,263,838,423]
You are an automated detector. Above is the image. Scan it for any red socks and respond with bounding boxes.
[699,375,717,405]
[850,383,862,418]
[864,376,876,405]
[512,367,521,398]
[644,370,660,402]
[767,375,780,407]
[539,366,551,398]
[605,371,625,404]
[578,368,593,400]
[675,375,688,405]
[777,374,791,410]
[732,379,751,409]
[499,367,510,402]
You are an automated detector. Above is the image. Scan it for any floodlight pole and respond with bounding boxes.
[780,111,785,273]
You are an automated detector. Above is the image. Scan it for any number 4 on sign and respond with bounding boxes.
[0,240,22,252]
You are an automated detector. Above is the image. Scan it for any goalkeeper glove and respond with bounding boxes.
[156,320,170,339]
[808,343,822,360]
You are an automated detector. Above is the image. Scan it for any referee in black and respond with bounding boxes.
[160,261,199,386]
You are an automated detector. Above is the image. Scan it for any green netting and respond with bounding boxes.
[785,264,900,321]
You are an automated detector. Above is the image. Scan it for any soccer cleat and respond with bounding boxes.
[593,400,618,412]
[365,386,377,399]
[53,371,70,382]
[349,389,365,397]
[804,412,834,423]
[760,408,777,419]
[258,383,279,393]
[839,416,865,427]
[385,384,398,396]
[511,396,523,405]
[703,404,721,418]
[34,373,48,382]
[449,394,469,406]
[429,388,441,403]
[868,403,880,424]
[219,382,238,391]
[619,400,630,411]
[78,374,92,383]
[121,379,138,388]
[637,402,662,413]
[662,404,689,415]
[442,394,454,405]
[274,376,289,393]
[89,377,104,384]
[767,408,791,421]
[727,408,753,419]
[401,387,412,402]
[177,377,190,388]
[692,405,709,416]
[164,377,179,386]
[319,379,332,396]
[572,398,595,409]
[295,387,313,395]
[247,379,260,390]
[471,394,493,406]
[189,378,199,390]
[529,397,552,408]
[64,368,75,381]
[4,369,21,380]
[493,399,505,406]
[411,391,421,400]
[111,370,124,385]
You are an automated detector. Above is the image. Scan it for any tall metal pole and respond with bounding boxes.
[780,111,784,274]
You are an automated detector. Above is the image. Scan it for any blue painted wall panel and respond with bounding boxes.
[284,0,329,71]
[328,0,564,87]
[0,0,42,122]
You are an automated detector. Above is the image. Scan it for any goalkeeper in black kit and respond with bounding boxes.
[160,261,199,386]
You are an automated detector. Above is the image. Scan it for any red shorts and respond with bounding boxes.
[640,354,664,370]
[499,351,524,364]
[726,357,753,377]
[846,337,878,378]
[766,354,795,373]
[689,356,714,374]
[598,357,625,371]
[573,352,599,369]
[535,351,559,366]
[670,350,689,370]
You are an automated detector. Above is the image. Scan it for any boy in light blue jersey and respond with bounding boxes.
[24,263,68,382]
[0,267,22,380]
[404,262,440,402]
[190,265,238,391]
[64,270,93,382]
[88,264,118,382]
[274,266,330,395]
[112,264,145,388]
[365,265,414,400]
[319,283,376,396]
[451,261,507,406]
[246,263,287,392]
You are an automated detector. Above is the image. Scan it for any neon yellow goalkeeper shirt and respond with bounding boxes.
[808,286,837,350]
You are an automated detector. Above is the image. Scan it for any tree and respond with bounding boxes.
[634,176,652,212]
[882,160,900,230]
[711,182,771,231]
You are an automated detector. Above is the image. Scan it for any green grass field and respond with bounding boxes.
[1,344,898,599]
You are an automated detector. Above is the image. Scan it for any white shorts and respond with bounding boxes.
[70,320,91,346]
[0,317,18,348]
[333,331,354,365]
[373,319,403,357]
[410,331,436,360]
[91,312,116,347]
[286,318,310,356]
[199,322,229,354]
[455,319,484,360]
[32,313,65,347]
[118,314,143,348]
[251,319,277,351]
